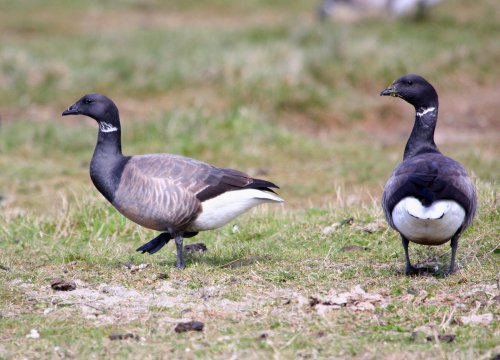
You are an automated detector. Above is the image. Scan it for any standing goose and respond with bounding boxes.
[380,74,476,275]
[62,94,283,269]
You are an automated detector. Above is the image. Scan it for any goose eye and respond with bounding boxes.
[407,80,413,85]
[84,98,93,104]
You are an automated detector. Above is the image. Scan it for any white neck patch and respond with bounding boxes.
[99,122,118,133]
[416,107,436,117]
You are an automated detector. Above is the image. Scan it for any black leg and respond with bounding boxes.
[447,232,460,275]
[402,236,418,276]
[174,233,185,269]
[137,231,198,260]
[136,233,171,254]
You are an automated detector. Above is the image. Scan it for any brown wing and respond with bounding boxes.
[113,154,279,231]
[195,166,278,202]
[382,153,476,230]
[113,157,201,231]
[126,154,278,198]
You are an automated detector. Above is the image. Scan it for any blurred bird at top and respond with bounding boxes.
[317,0,443,21]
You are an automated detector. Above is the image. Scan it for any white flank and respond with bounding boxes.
[416,107,436,117]
[392,196,465,245]
[190,189,283,231]
[99,122,118,133]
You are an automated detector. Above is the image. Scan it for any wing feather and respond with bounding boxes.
[114,154,280,230]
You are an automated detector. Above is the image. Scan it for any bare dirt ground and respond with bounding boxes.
[7,270,498,330]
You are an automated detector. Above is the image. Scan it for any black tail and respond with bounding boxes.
[136,232,199,255]
[247,178,280,194]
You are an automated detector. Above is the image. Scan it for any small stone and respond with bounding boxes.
[358,219,385,233]
[309,297,321,307]
[426,334,456,343]
[129,263,149,273]
[174,321,204,333]
[322,224,338,235]
[340,245,368,252]
[26,329,40,339]
[43,308,54,315]
[322,218,354,234]
[50,278,76,291]
[407,287,419,295]
[157,273,169,280]
[184,243,208,253]
[108,333,138,341]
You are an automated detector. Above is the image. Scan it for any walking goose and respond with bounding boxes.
[62,94,283,269]
[380,74,476,275]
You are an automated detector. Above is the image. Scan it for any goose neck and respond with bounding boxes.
[403,105,439,159]
[96,128,123,156]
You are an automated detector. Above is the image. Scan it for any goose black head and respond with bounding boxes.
[62,93,120,132]
[380,74,438,109]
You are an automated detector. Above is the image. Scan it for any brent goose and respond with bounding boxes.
[380,74,476,275]
[317,0,443,20]
[62,94,283,268]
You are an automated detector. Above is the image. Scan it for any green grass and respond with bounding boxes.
[0,0,499,359]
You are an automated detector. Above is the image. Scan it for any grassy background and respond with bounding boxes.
[0,0,498,358]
